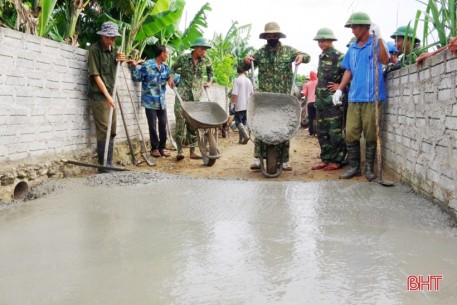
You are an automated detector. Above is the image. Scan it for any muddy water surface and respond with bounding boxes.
[0,173,456,305]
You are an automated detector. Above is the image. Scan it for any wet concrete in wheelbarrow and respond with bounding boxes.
[0,171,456,305]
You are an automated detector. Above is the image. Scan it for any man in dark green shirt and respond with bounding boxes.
[88,21,125,171]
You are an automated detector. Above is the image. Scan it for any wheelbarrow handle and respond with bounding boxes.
[204,87,211,102]
[251,60,256,90]
[290,63,298,96]
[172,86,185,104]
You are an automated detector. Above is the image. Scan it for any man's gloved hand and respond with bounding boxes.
[332,89,343,106]
[370,24,382,39]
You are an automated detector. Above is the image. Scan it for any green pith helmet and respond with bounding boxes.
[344,11,372,28]
[313,28,337,41]
[390,25,421,42]
[191,37,212,49]
[346,37,356,47]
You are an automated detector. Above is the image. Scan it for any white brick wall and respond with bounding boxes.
[0,27,229,162]
[385,50,457,211]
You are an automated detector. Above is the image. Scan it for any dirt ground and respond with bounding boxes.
[130,126,394,183]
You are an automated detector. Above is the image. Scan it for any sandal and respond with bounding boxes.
[176,153,184,161]
[190,153,202,160]
[159,149,170,157]
[323,162,341,171]
[151,149,161,158]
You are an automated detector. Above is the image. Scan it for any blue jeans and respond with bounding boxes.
[234,110,247,126]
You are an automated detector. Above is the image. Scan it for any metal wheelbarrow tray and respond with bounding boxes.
[247,92,301,177]
[180,100,228,166]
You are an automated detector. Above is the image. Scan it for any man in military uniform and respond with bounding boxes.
[170,37,214,161]
[385,25,422,73]
[243,21,311,171]
[311,28,346,171]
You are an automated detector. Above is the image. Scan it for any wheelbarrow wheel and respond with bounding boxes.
[199,130,217,167]
[266,145,278,175]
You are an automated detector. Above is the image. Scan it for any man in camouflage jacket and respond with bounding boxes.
[311,28,347,171]
[244,22,310,171]
[170,37,214,161]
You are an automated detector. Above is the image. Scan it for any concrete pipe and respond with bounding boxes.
[13,181,29,200]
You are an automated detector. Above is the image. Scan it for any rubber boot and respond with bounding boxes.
[365,141,377,182]
[96,141,108,174]
[237,123,249,145]
[339,142,361,179]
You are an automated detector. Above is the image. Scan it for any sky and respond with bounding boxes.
[181,0,427,75]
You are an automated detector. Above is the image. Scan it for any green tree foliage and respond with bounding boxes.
[207,21,253,87]
[0,0,16,28]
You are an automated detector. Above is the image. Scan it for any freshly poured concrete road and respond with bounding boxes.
[0,172,456,305]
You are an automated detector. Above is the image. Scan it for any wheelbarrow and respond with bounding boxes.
[247,92,301,177]
[173,87,228,166]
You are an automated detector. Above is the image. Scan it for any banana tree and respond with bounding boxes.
[207,21,253,87]
[124,0,211,61]
[37,0,57,37]
[64,0,89,45]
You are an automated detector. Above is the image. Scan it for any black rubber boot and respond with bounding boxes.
[237,123,249,145]
[96,141,108,174]
[365,141,377,182]
[339,142,361,179]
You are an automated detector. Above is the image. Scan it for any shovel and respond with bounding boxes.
[290,63,299,96]
[116,91,138,165]
[373,33,394,187]
[166,113,178,150]
[250,60,256,90]
[103,28,126,167]
[120,66,156,166]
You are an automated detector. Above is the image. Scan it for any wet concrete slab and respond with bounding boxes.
[0,172,456,305]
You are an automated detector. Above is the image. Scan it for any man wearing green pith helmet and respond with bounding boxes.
[311,28,346,172]
[333,12,389,181]
[385,25,422,73]
[170,37,214,161]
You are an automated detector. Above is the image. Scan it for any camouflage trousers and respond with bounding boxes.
[316,107,346,164]
[174,98,196,154]
[254,139,290,162]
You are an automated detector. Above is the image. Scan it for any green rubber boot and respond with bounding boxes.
[365,141,377,182]
[339,142,361,179]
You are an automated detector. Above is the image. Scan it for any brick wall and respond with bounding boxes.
[385,50,457,212]
[0,27,229,162]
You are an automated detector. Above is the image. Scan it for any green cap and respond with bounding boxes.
[313,28,337,41]
[390,26,421,42]
[191,37,212,49]
[344,11,371,27]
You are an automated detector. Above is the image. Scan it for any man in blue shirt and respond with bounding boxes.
[130,45,174,158]
[332,12,389,181]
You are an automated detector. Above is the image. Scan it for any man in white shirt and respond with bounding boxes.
[231,66,254,144]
